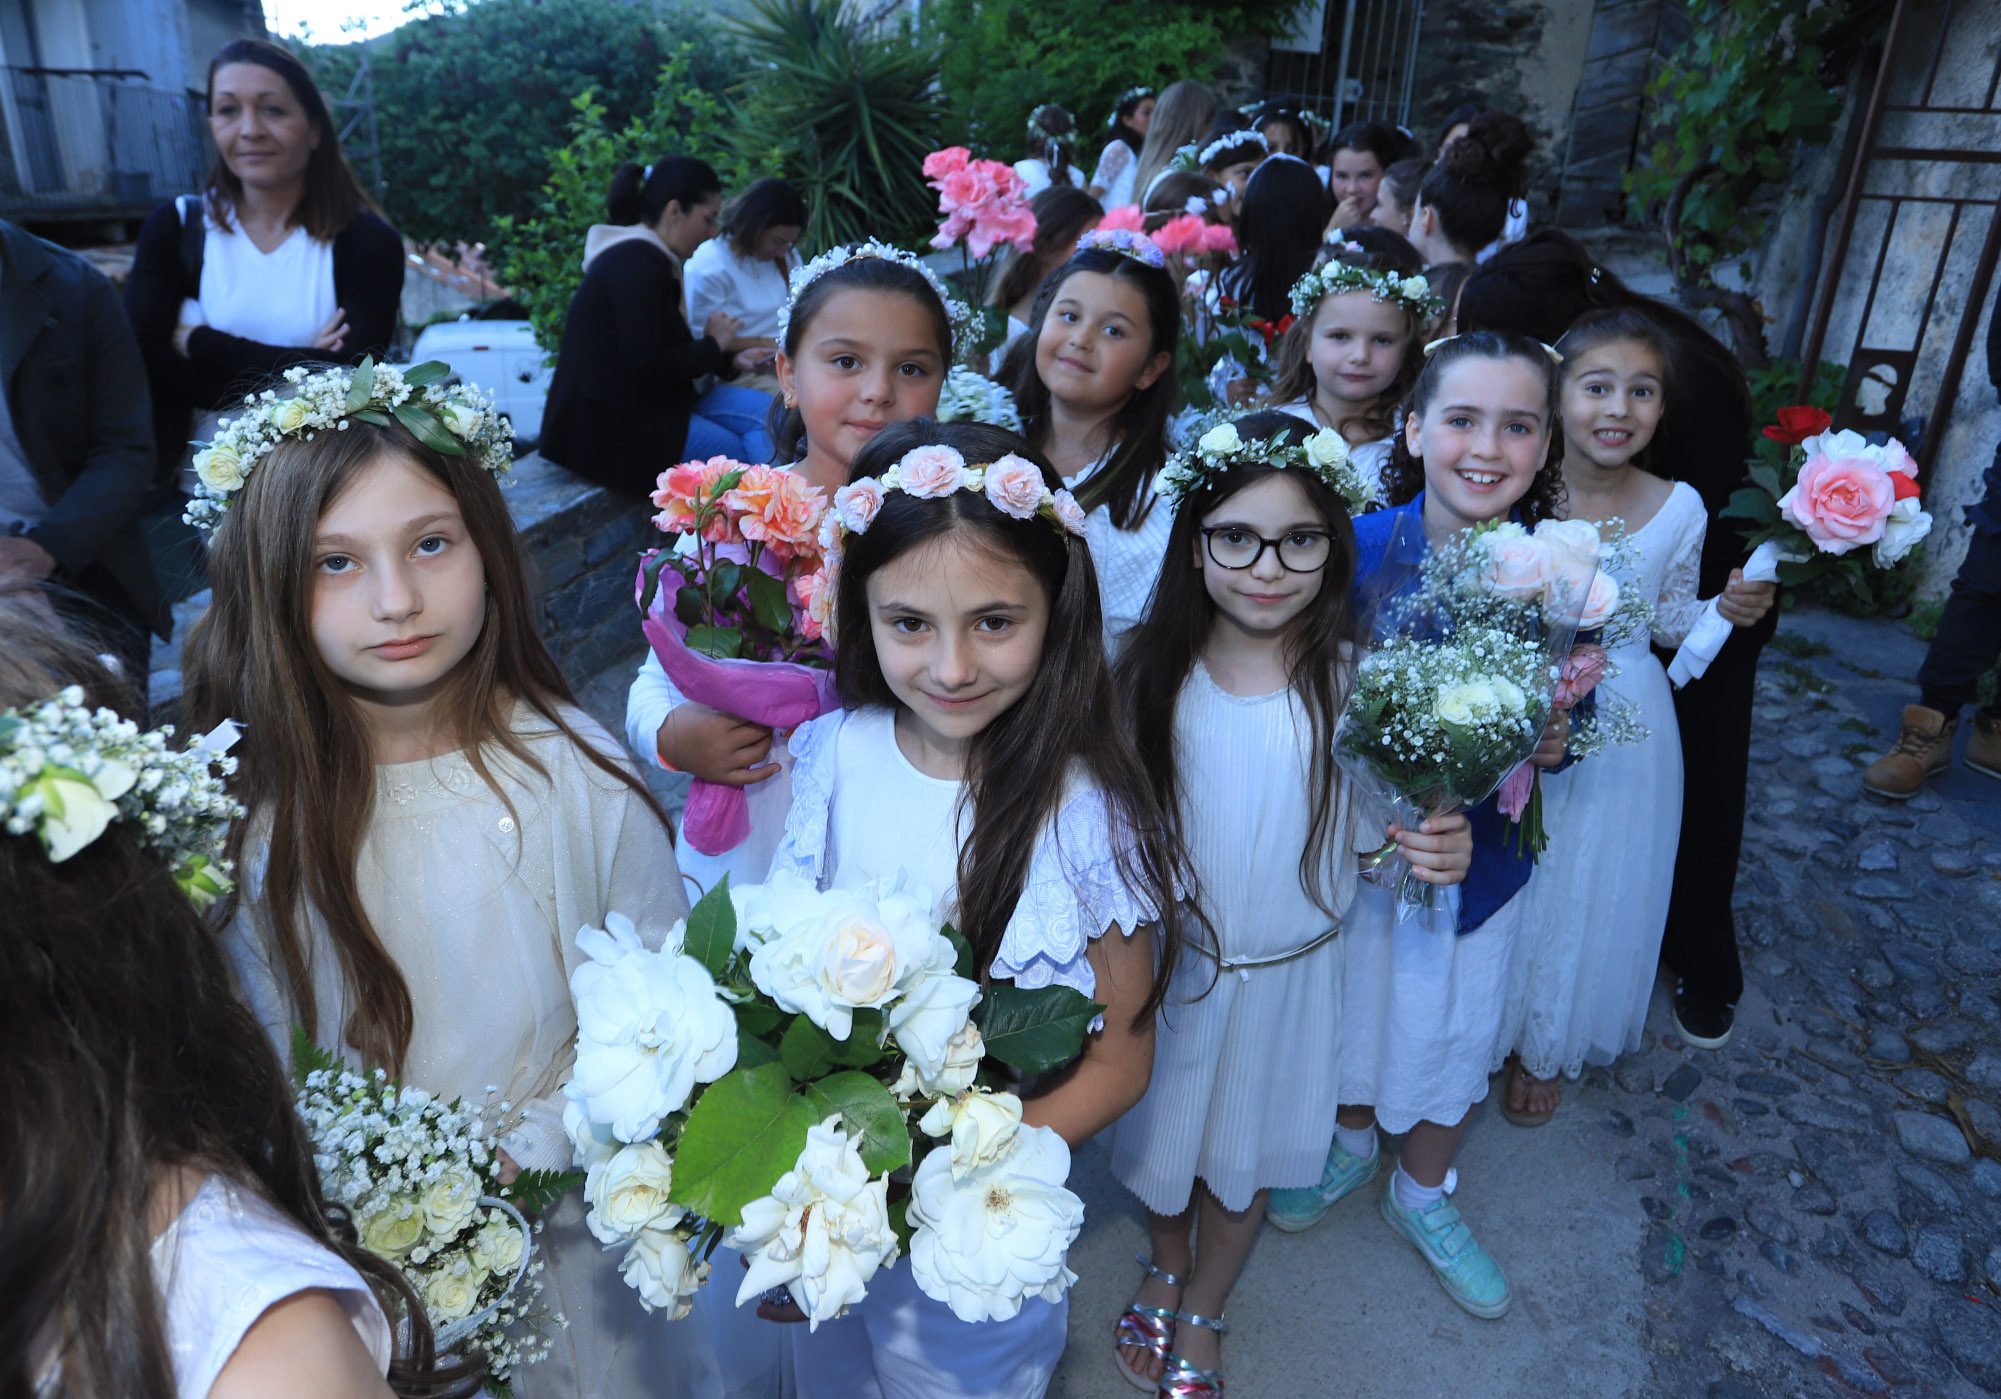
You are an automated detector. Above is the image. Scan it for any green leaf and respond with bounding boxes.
[942,924,976,982]
[637,549,675,616]
[685,624,745,658]
[709,561,745,602]
[684,877,736,979]
[401,360,452,388]
[974,984,1105,1073]
[830,1009,887,1068]
[736,1001,785,1036]
[392,403,467,457]
[290,1025,341,1086]
[745,569,794,635]
[667,1063,816,1226]
[344,357,376,413]
[780,1013,838,1081]
[736,1024,781,1069]
[348,408,393,428]
[502,1167,584,1215]
[798,1071,910,1174]
[888,1193,913,1249]
[675,585,708,629]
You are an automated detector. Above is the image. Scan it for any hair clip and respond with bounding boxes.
[1542,343,1566,364]
[1421,334,1458,358]
[642,162,654,182]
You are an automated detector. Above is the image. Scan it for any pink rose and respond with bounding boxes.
[1148,213,1206,257]
[734,472,825,562]
[1575,571,1621,630]
[937,165,1000,215]
[1778,452,1895,554]
[796,564,836,642]
[817,510,846,562]
[1098,205,1144,232]
[983,454,1047,519]
[896,445,967,498]
[1497,762,1536,821]
[1534,518,1602,568]
[1051,488,1088,536]
[1484,534,1550,600]
[833,478,885,534]
[923,146,971,181]
[1554,644,1608,709]
[1198,223,1239,256]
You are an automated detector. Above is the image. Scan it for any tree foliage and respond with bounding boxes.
[918,0,1310,168]
[304,0,742,246]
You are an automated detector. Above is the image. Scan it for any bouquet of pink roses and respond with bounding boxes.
[924,146,1036,360]
[636,458,840,855]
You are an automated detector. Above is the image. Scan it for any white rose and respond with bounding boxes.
[1303,429,1349,468]
[1798,426,1871,462]
[1872,495,1932,567]
[360,1196,425,1258]
[620,1226,709,1319]
[585,1141,685,1245]
[30,763,131,862]
[419,1166,481,1239]
[1458,680,1499,717]
[1197,422,1242,456]
[192,443,245,492]
[919,1089,1022,1179]
[887,961,980,1089]
[564,1095,620,1171]
[441,401,483,440]
[1491,676,1527,714]
[1434,683,1481,728]
[1536,518,1603,566]
[917,1021,983,1098]
[742,877,951,1042]
[566,912,738,1142]
[470,1214,526,1275]
[729,1117,899,1329]
[907,1123,1084,1324]
[421,1265,482,1323]
[271,397,313,433]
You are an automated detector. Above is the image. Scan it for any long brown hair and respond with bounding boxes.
[1115,412,1363,918]
[831,420,1188,1024]
[182,420,671,1075]
[1270,245,1431,443]
[0,608,471,1398]
[204,38,372,241]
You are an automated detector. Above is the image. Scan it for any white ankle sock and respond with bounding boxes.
[1334,1124,1378,1161]
[1392,1161,1445,1211]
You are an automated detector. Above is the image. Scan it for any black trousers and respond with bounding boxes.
[1657,609,1774,1010]
[1916,447,2001,715]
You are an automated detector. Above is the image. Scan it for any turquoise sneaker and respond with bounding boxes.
[1378,1171,1512,1318]
[1265,1136,1381,1233]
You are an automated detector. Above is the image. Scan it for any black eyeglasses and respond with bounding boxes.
[1201,526,1334,573]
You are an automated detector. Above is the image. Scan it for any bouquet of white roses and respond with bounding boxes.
[935,366,1024,432]
[293,1038,569,1389]
[561,875,1097,1329]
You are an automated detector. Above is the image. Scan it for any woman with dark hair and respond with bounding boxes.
[0,607,469,1399]
[1406,111,1532,268]
[1016,103,1087,197]
[1371,156,1428,237]
[1090,86,1157,208]
[1215,157,1328,323]
[1322,121,1403,228]
[684,177,807,345]
[1457,228,1768,1050]
[990,185,1104,354]
[1133,80,1218,206]
[123,37,404,484]
[1255,104,1315,160]
[540,156,774,495]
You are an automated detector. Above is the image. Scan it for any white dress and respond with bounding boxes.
[224,705,740,1399]
[772,706,1161,1399]
[1110,663,1378,1214]
[1012,158,1086,200]
[1090,140,1139,208]
[151,1175,391,1397]
[1066,447,1173,649]
[1502,483,1707,1078]
[1271,398,1395,500]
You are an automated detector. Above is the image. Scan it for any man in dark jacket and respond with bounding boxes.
[0,219,165,701]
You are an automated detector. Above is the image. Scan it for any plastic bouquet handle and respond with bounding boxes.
[1666,539,1792,688]
[434,1195,534,1349]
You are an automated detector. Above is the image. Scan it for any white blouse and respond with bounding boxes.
[684,237,800,341]
[1091,140,1138,208]
[1066,447,1174,649]
[188,206,337,349]
[1013,158,1087,200]
[225,706,690,1175]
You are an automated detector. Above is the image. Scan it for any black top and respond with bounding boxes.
[0,220,165,635]
[1644,317,1757,597]
[122,199,405,480]
[538,237,734,498]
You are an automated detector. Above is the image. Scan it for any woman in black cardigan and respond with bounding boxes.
[123,38,404,486]
[539,157,773,497]
[1458,230,1773,1051]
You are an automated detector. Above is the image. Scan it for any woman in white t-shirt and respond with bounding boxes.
[684,177,807,345]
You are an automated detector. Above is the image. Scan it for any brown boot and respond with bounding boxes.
[1967,708,2001,781]
[1863,705,1957,798]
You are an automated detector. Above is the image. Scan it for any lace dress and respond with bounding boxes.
[1502,483,1707,1078]
[1090,140,1138,208]
[772,705,1161,1399]
[1065,447,1173,650]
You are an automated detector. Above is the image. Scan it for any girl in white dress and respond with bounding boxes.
[627,246,956,896]
[996,230,1182,646]
[1089,87,1155,208]
[1015,104,1088,198]
[1107,413,1473,1396]
[763,419,1187,1399]
[181,385,724,1399]
[0,614,429,1399]
[1268,249,1438,500]
[1499,310,1775,1122]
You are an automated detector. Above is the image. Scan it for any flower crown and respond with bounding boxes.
[1197,129,1268,169]
[1112,86,1155,119]
[185,358,512,532]
[1288,260,1444,321]
[1,687,243,907]
[822,446,1087,555]
[1154,419,1378,513]
[1026,104,1076,144]
[776,239,975,355]
[1076,227,1166,269]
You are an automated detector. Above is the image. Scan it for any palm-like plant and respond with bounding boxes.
[726,0,946,254]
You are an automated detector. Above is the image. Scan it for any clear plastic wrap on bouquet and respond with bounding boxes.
[1337,513,1594,914]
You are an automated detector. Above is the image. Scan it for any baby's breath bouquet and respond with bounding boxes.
[293,1036,576,1391]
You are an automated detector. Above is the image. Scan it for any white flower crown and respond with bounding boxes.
[1154,419,1378,513]
[936,367,1024,432]
[1289,259,1444,321]
[1,687,243,906]
[185,358,512,532]
[775,240,975,357]
[1198,129,1268,169]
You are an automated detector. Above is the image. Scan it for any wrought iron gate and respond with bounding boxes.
[1265,0,1425,132]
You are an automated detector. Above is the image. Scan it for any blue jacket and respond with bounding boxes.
[1350,495,1534,935]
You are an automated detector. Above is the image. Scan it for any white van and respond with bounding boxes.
[409,318,552,444]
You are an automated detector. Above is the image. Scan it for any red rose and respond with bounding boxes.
[1892,470,1923,501]
[1762,405,1834,444]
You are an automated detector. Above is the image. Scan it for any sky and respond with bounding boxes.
[262,0,427,44]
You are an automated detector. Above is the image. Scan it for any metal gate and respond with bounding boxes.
[1799,0,2001,477]
[1264,0,1425,132]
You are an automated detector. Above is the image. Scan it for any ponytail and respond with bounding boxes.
[607,155,721,227]
[1417,112,1531,254]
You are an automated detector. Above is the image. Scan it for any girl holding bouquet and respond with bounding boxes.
[180,370,722,1398]
[1264,332,1569,1321]
[1109,413,1474,1395]
[765,418,1187,1398]
[625,246,956,895]
[1498,310,1775,1124]
[997,230,1182,646]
